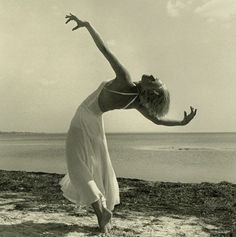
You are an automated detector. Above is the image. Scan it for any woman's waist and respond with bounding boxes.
[70,106,102,125]
[80,101,103,115]
[68,113,105,138]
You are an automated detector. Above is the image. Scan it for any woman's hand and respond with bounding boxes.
[181,106,197,125]
[65,13,87,31]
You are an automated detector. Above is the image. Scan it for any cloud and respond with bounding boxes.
[166,0,191,17]
[167,0,236,23]
[195,0,236,22]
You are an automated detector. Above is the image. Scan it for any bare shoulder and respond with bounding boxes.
[115,68,133,84]
[106,76,135,92]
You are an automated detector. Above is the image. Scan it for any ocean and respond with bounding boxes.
[0,133,235,183]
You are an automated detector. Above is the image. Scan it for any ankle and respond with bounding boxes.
[96,210,103,219]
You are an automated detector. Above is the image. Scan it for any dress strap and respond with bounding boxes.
[122,94,139,109]
[103,86,139,109]
[103,86,139,96]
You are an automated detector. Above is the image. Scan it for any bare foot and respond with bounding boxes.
[98,207,112,233]
[107,219,112,231]
[98,232,110,237]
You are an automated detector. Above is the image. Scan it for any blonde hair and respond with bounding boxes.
[139,85,170,118]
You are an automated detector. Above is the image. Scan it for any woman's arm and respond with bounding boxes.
[65,13,131,83]
[138,106,197,126]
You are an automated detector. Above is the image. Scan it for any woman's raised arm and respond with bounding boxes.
[65,13,131,83]
[138,106,197,126]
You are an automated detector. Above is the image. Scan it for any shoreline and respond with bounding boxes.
[0,170,235,236]
[1,131,236,136]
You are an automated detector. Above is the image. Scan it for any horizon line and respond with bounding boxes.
[0,131,236,135]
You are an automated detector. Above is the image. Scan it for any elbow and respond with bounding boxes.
[153,118,169,126]
[151,117,162,125]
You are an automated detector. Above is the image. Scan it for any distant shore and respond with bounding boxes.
[1,131,236,135]
[0,131,66,136]
[0,170,235,236]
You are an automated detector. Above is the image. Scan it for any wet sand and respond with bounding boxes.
[0,170,235,236]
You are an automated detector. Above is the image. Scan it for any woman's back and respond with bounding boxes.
[98,80,139,112]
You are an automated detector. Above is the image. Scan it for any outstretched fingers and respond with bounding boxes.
[72,25,80,31]
[182,106,197,125]
[190,106,197,116]
[189,106,197,119]
[65,19,71,24]
[65,15,72,24]
[65,13,86,30]
[65,13,77,24]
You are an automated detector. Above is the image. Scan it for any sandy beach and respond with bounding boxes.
[0,170,235,236]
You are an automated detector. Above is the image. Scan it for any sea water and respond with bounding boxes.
[0,133,235,183]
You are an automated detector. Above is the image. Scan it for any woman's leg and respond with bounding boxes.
[92,198,112,233]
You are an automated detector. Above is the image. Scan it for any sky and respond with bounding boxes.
[0,0,236,133]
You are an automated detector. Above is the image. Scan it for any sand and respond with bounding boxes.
[0,170,235,236]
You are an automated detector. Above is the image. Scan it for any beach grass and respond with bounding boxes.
[0,170,235,236]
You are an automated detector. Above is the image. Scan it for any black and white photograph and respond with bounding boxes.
[0,0,235,236]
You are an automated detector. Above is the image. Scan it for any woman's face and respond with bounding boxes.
[140,74,163,90]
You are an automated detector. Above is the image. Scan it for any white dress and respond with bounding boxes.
[60,81,138,211]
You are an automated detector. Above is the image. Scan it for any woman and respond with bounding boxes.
[60,13,197,234]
